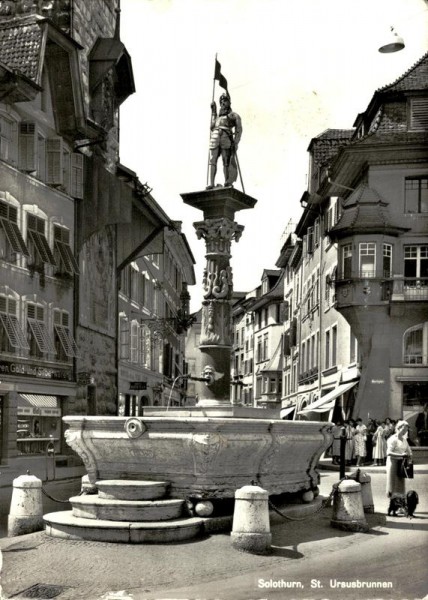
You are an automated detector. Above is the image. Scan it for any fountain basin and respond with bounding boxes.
[64,415,332,499]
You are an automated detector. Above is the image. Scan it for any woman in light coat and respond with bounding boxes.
[372,421,387,466]
[386,420,413,498]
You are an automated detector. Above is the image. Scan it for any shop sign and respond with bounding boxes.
[0,360,73,381]
[77,372,92,385]
[130,381,147,390]
[17,407,61,417]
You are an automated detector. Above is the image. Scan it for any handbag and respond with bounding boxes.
[397,457,414,479]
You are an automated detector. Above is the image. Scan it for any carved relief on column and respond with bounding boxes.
[202,263,233,300]
[195,217,244,256]
[200,300,231,346]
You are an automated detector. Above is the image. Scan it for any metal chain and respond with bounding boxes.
[42,485,83,504]
[266,477,348,522]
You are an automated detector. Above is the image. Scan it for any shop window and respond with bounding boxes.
[0,199,29,262]
[359,242,376,278]
[27,303,56,357]
[405,177,428,213]
[0,295,29,353]
[53,225,79,276]
[404,245,428,286]
[403,323,427,365]
[53,309,79,360]
[27,213,56,269]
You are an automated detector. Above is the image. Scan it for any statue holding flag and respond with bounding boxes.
[207,59,242,189]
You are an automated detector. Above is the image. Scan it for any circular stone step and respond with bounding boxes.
[70,496,184,522]
[44,511,204,544]
[96,480,169,501]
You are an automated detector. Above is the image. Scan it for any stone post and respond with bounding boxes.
[181,188,257,406]
[331,479,369,532]
[349,470,374,513]
[231,484,272,554]
[8,474,44,537]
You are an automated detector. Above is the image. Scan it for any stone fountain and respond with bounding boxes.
[44,94,332,543]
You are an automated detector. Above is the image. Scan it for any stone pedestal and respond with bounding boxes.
[181,187,257,407]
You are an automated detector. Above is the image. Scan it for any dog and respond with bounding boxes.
[387,490,419,518]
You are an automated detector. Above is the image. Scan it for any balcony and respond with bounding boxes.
[391,278,428,301]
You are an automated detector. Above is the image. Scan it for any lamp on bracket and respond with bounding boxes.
[378,26,405,53]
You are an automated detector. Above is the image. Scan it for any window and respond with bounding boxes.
[342,244,352,278]
[0,114,17,164]
[332,325,337,366]
[307,226,314,254]
[263,333,268,361]
[27,214,56,267]
[256,336,262,362]
[53,310,78,360]
[404,246,428,284]
[130,320,139,363]
[403,323,427,365]
[405,177,428,214]
[410,98,428,131]
[53,225,79,275]
[0,295,29,353]
[27,303,56,357]
[0,200,29,261]
[383,244,392,278]
[119,315,129,360]
[359,242,376,278]
[325,330,330,369]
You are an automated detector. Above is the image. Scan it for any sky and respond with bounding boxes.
[119,0,428,311]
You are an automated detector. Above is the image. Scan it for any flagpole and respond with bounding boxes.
[206,54,217,188]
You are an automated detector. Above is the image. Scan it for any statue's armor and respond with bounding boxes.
[209,113,237,150]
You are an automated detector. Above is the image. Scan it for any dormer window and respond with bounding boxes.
[410,98,428,131]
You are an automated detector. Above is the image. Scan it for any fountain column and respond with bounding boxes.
[181,187,257,407]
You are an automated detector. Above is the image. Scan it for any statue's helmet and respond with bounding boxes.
[219,93,231,103]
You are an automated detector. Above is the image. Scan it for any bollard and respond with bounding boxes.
[231,484,272,555]
[8,473,44,537]
[331,479,369,532]
[349,469,374,513]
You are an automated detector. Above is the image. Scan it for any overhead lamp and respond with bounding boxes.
[378,27,405,53]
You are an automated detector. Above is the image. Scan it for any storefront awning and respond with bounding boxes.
[280,406,295,418]
[298,381,358,414]
[19,394,58,408]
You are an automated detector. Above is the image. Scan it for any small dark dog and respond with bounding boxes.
[387,490,419,518]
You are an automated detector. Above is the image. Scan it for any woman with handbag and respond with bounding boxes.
[386,420,413,498]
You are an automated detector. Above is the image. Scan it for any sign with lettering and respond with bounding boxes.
[0,360,73,381]
[129,381,147,390]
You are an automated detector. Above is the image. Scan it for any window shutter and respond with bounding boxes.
[71,153,84,199]
[307,227,314,254]
[18,122,36,172]
[46,138,63,185]
[410,98,428,130]
[9,120,18,166]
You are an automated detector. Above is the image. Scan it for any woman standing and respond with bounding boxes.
[386,420,413,498]
[353,418,367,466]
[344,419,355,465]
[372,420,387,466]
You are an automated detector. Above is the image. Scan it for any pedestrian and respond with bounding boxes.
[384,417,395,440]
[386,419,413,498]
[366,417,377,463]
[372,420,387,466]
[353,418,367,466]
[343,419,355,465]
[415,403,428,446]
[331,421,343,465]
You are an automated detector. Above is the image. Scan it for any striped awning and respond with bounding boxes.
[19,394,58,408]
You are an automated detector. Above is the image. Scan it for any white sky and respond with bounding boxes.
[119,0,428,311]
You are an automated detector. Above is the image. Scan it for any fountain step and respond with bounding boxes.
[70,495,184,522]
[44,511,204,544]
[96,479,169,501]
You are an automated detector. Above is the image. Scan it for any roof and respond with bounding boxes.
[0,15,43,83]
[307,128,354,167]
[329,183,410,238]
[377,50,428,94]
[250,271,284,311]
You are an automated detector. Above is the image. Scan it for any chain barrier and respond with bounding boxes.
[264,477,349,522]
[42,485,84,504]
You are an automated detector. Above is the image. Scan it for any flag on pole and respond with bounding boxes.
[214,59,228,93]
